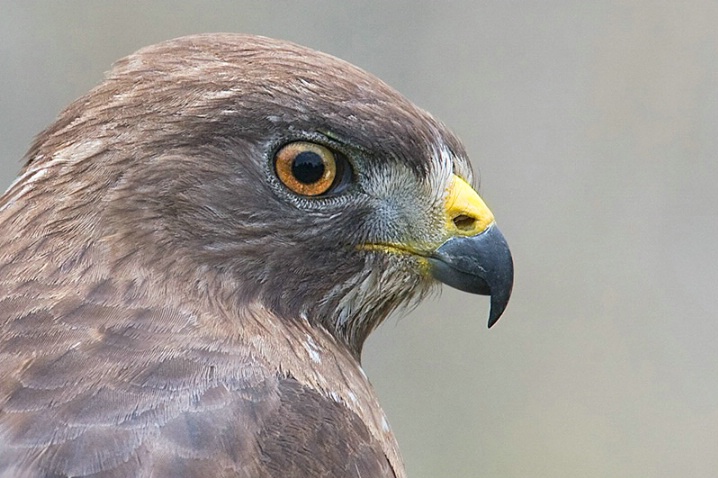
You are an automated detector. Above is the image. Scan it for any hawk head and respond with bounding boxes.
[15,33,512,356]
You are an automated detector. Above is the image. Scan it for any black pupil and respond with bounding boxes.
[292,151,326,184]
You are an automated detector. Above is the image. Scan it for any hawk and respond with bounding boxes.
[0,34,512,477]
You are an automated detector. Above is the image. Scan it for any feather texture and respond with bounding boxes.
[0,33,479,477]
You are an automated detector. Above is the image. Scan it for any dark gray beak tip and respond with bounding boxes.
[428,225,514,327]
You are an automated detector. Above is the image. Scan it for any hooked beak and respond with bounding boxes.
[428,175,513,327]
[361,174,513,327]
[428,224,513,327]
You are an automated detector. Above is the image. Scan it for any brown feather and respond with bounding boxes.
[0,261,401,476]
[0,32,475,477]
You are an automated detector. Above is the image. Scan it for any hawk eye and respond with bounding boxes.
[274,141,350,197]
[292,151,326,184]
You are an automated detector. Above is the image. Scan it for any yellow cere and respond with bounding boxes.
[444,175,494,237]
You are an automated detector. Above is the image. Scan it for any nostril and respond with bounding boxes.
[453,214,476,231]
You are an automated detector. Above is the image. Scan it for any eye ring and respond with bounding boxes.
[274,141,348,197]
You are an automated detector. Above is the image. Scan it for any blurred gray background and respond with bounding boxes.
[2,2,717,477]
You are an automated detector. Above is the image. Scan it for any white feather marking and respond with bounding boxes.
[0,168,48,212]
[433,140,474,186]
[203,89,235,100]
[49,139,106,168]
[381,415,390,432]
[429,142,459,204]
[1,139,105,212]
[303,334,322,364]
